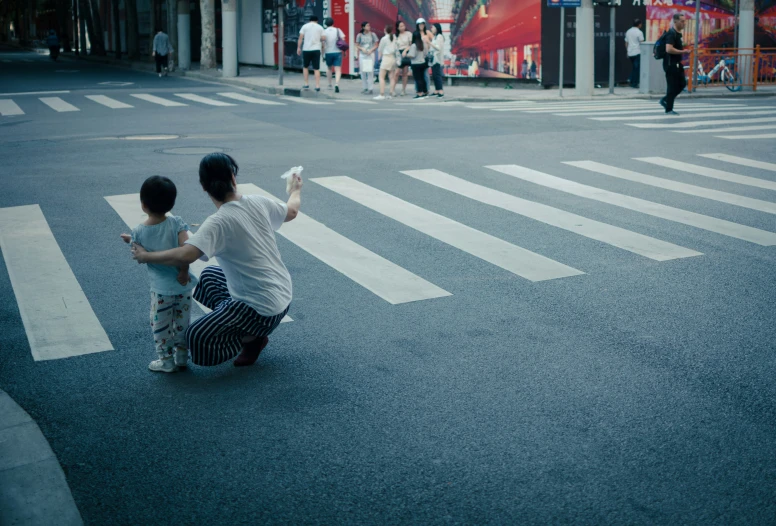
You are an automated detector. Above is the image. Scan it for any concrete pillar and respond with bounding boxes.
[221,0,238,77]
[79,3,87,53]
[738,0,755,87]
[575,0,594,96]
[177,0,190,69]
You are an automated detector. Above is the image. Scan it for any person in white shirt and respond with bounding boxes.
[375,24,398,99]
[624,18,645,88]
[131,153,303,368]
[297,15,326,91]
[323,17,345,92]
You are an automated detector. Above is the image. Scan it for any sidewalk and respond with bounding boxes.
[0,390,83,526]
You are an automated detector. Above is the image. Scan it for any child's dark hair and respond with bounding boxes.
[140,175,177,215]
[199,152,239,202]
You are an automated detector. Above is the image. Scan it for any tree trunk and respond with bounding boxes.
[88,0,105,55]
[55,0,72,51]
[148,0,156,57]
[199,0,215,69]
[167,0,177,61]
[125,0,138,59]
[79,0,98,54]
[111,0,120,58]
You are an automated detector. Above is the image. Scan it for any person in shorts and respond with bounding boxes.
[375,25,398,99]
[298,15,325,92]
[323,17,345,92]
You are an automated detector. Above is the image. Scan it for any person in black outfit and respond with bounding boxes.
[661,13,692,115]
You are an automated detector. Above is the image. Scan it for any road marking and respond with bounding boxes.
[130,93,187,106]
[513,104,659,113]
[0,59,10,63]
[673,124,776,134]
[566,161,776,215]
[312,176,584,281]
[39,97,79,112]
[337,99,378,104]
[237,184,451,303]
[85,95,133,109]
[279,97,335,105]
[553,105,749,117]
[0,90,71,96]
[635,157,776,192]
[698,153,776,172]
[592,109,776,121]
[175,93,236,106]
[627,117,776,129]
[216,92,286,105]
[716,133,776,140]
[0,204,114,361]
[492,165,776,246]
[0,99,24,116]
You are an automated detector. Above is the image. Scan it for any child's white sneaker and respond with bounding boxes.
[174,349,189,369]
[148,358,177,373]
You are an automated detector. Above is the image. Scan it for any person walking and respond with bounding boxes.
[661,13,691,115]
[530,61,537,79]
[429,23,445,98]
[625,19,645,88]
[392,21,413,96]
[130,154,303,368]
[407,28,429,99]
[152,28,174,77]
[375,24,398,100]
[323,17,345,93]
[46,29,60,61]
[298,15,326,92]
[356,22,379,95]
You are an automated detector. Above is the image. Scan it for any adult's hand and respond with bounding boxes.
[288,174,303,194]
[131,243,148,264]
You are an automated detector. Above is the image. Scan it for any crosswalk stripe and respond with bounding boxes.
[405,168,700,261]
[85,95,133,109]
[553,105,750,117]
[628,117,776,129]
[237,183,451,304]
[673,124,776,134]
[280,97,335,105]
[39,97,79,112]
[312,176,584,281]
[635,157,776,192]
[1,59,10,63]
[0,204,114,361]
[497,104,658,113]
[592,109,776,121]
[337,99,378,104]
[489,165,776,246]
[216,92,285,105]
[566,161,776,215]
[716,133,776,140]
[130,93,188,107]
[175,93,236,106]
[0,99,24,116]
[698,153,776,172]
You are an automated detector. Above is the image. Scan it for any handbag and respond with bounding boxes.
[336,29,348,52]
[360,56,374,73]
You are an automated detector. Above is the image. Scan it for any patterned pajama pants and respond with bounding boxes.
[185,266,289,367]
[150,292,192,359]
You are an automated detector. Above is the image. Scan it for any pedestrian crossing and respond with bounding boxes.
[1,152,774,362]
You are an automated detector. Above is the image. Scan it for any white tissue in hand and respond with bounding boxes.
[281,166,303,194]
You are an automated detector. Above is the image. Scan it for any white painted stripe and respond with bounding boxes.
[514,104,659,113]
[635,157,776,192]
[628,117,776,129]
[553,105,749,117]
[566,161,776,215]
[216,92,286,105]
[0,205,113,361]
[238,183,451,303]
[279,97,335,105]
[85,95,133,109]
[716,133,776,140]
[489,165,776,246]
[673,124,776,134]
[312,176,584,281]
[175,93,236,106]
[406,167,700,261]
[39,97,79,112]
[0,90,71,96]
[0,59,10,63]
[337,99,378,104]
[0,99,24,116]
[130,93,188,107]
[592,109,776,121]
[698,153,776,172]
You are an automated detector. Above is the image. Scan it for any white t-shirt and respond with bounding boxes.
[323,27,345,54]
[186,195,292,316]
[300,22,325,52]
[625,27,645,57]
[378,35,398,58]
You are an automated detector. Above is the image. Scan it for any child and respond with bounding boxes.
[121,176,197,373]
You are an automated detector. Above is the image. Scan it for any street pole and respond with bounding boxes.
[559,6,565,97]
[278,2,284,86]
[733,0,739,48]
[692,0,700,92]
[608,3,615,94]
[72,0,79,55]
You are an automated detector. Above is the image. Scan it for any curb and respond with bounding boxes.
[0,390,83,526]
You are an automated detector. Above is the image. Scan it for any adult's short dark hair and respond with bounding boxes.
[325,17,334,28]
[140,175,177,215]
[633,18,641,27]
[672,13,683,21]
[199,153,239,202]
[310,15,319,22]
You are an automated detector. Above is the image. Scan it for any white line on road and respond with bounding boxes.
[673,124,776,134]
[627,117,776,129]
[312,176,584,281]
[39,97,79,112]
[216,92,286,105]
[716,133,776,140]
[0,99,24,116]
[130,93,188,107]
[279,97,335,105]
[0,90,71,96]
[698,153,776,172]
[175,93,236,106]
[513,104,659,113]
[337,99,378,104]
[552,105,750,117]
[0,204,114,361]
[592,109,776,121]
[85,95,133,109]
[635,157,776,192]
[238,184,451,304]
[566,161,776,215]
[492,165,776,246]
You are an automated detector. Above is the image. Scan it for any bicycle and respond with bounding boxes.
[694,56,742,92]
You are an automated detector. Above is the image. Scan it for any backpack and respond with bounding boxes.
[653,30,669,60]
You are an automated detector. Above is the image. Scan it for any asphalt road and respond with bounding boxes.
[1,49,776,524]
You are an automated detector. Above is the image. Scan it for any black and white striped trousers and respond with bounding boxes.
[185,266,289,366]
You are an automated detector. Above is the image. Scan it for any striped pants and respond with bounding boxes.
[185,266,289,366]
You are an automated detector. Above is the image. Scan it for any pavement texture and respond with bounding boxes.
[1,48,775,524]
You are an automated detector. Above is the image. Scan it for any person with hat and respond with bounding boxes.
[413,18,433,97]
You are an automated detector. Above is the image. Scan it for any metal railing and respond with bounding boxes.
[687,46,776,92]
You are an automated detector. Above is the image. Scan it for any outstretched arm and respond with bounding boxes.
[176,230,191,285]
[285,174,303,222]
[132,243,203,266]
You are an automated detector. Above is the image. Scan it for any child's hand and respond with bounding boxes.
[176,268,190,286]
[120,233,132,244]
